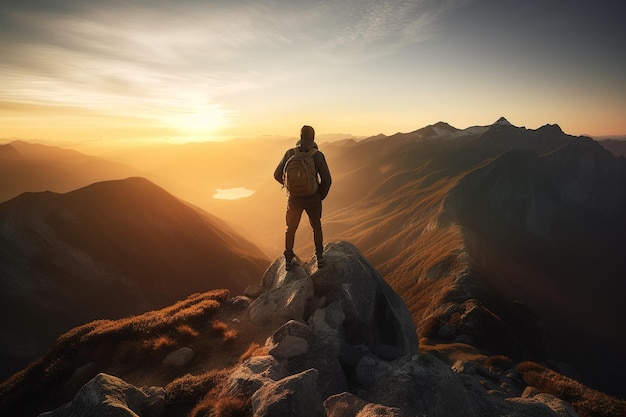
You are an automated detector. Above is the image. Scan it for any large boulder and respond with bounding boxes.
[248,267,314,327]
[251,369,326,417]
[259,255,309,292]
[324,392,408,417]
[38,373,164,417]
[253,241,419,399]
[252,242,418,359]
[226,355,288,397]
[308,241,419,357]
[267,320,315,360]
[162,346,195,367]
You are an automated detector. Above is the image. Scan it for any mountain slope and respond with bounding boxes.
[444,137,626,396]
[0,140,144,203]
[598,138,626,157]
[315,119,626,397]
[0,177,269,379]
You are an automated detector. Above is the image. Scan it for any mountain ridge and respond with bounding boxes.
[0,177,270,380]
[313,117,626,397]
[0,140,146,203]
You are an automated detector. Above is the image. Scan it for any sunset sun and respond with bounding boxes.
[163,104,232,139]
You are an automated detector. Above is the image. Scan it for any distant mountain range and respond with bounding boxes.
[0,141,146,203]
[598,138,626,157]
[0,177,269,379]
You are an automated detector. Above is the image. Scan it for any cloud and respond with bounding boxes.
[315,0,442,52]
[2,0,459,69]
[0,0,467,138]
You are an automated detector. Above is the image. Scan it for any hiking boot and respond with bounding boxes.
[284,251,295,272]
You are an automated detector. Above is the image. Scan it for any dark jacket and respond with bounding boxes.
[274,140,332,200]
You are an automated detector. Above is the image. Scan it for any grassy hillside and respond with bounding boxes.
[0,290,273,417]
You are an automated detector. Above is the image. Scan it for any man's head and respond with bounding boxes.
[300,125,315,142]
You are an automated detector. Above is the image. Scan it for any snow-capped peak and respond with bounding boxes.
[494,117,512,126]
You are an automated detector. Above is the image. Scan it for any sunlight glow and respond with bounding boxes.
[163,103,232,136]
[0,0,624,143]
[213,187,255,200]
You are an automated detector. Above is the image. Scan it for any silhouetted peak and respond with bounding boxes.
[432,121,458,131]
[361,133,388,143]
[66,177,171,203]
[78,176,156,192]
[493,117,512,126]
[0,143,21,159]
[413,121,459,139]
[536,123,564,135]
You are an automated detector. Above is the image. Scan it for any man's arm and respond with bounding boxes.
[273,150,292,185]
[316,152,332,200]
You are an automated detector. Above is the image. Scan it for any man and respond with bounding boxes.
[274,125,332,271]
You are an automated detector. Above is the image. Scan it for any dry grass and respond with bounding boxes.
[517,361,626,417]
[239,343,269,362]
[190,395,251,417]
[177,325,201,338]
[146,335,176,351]
[164,369,230,416]
[0,289,273,417]
[333,173,470,343]
[185,369,252,417]
[209,320,239,346]
[419,341,486,364]
[483,354,513,372]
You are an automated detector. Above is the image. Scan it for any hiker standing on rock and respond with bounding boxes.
[274,125,332,271]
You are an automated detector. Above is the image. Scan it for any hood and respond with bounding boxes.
[297,140,318,152]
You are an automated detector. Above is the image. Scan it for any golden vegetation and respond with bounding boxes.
[517,361,626,417]
[483,354,513,371]
[210,320,239,343]
[419,342,486,364]
[0,289,274,417]
[167,350,258,417]
[165,369,235,417]
[190,388,251,417]
[177,324,201,338]
[239,343,270,362]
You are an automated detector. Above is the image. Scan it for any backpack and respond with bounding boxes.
[283,147,319,197]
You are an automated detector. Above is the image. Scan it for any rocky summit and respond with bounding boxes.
[31,241,589,417]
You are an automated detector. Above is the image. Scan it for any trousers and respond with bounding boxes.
[284,196,323,259]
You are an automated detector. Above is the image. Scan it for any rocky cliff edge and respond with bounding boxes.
[39,241,580,417]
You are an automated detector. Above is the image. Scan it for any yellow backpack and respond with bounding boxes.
[283,147,319,197]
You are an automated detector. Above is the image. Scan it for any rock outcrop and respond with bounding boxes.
[38,373,164,417]
[224,241,578,416]
[38,241,579,417]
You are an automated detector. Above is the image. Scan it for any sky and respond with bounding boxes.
[1,0,625,146]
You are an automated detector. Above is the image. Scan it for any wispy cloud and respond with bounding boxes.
[312,0,447,56]
[0,0,466,138]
